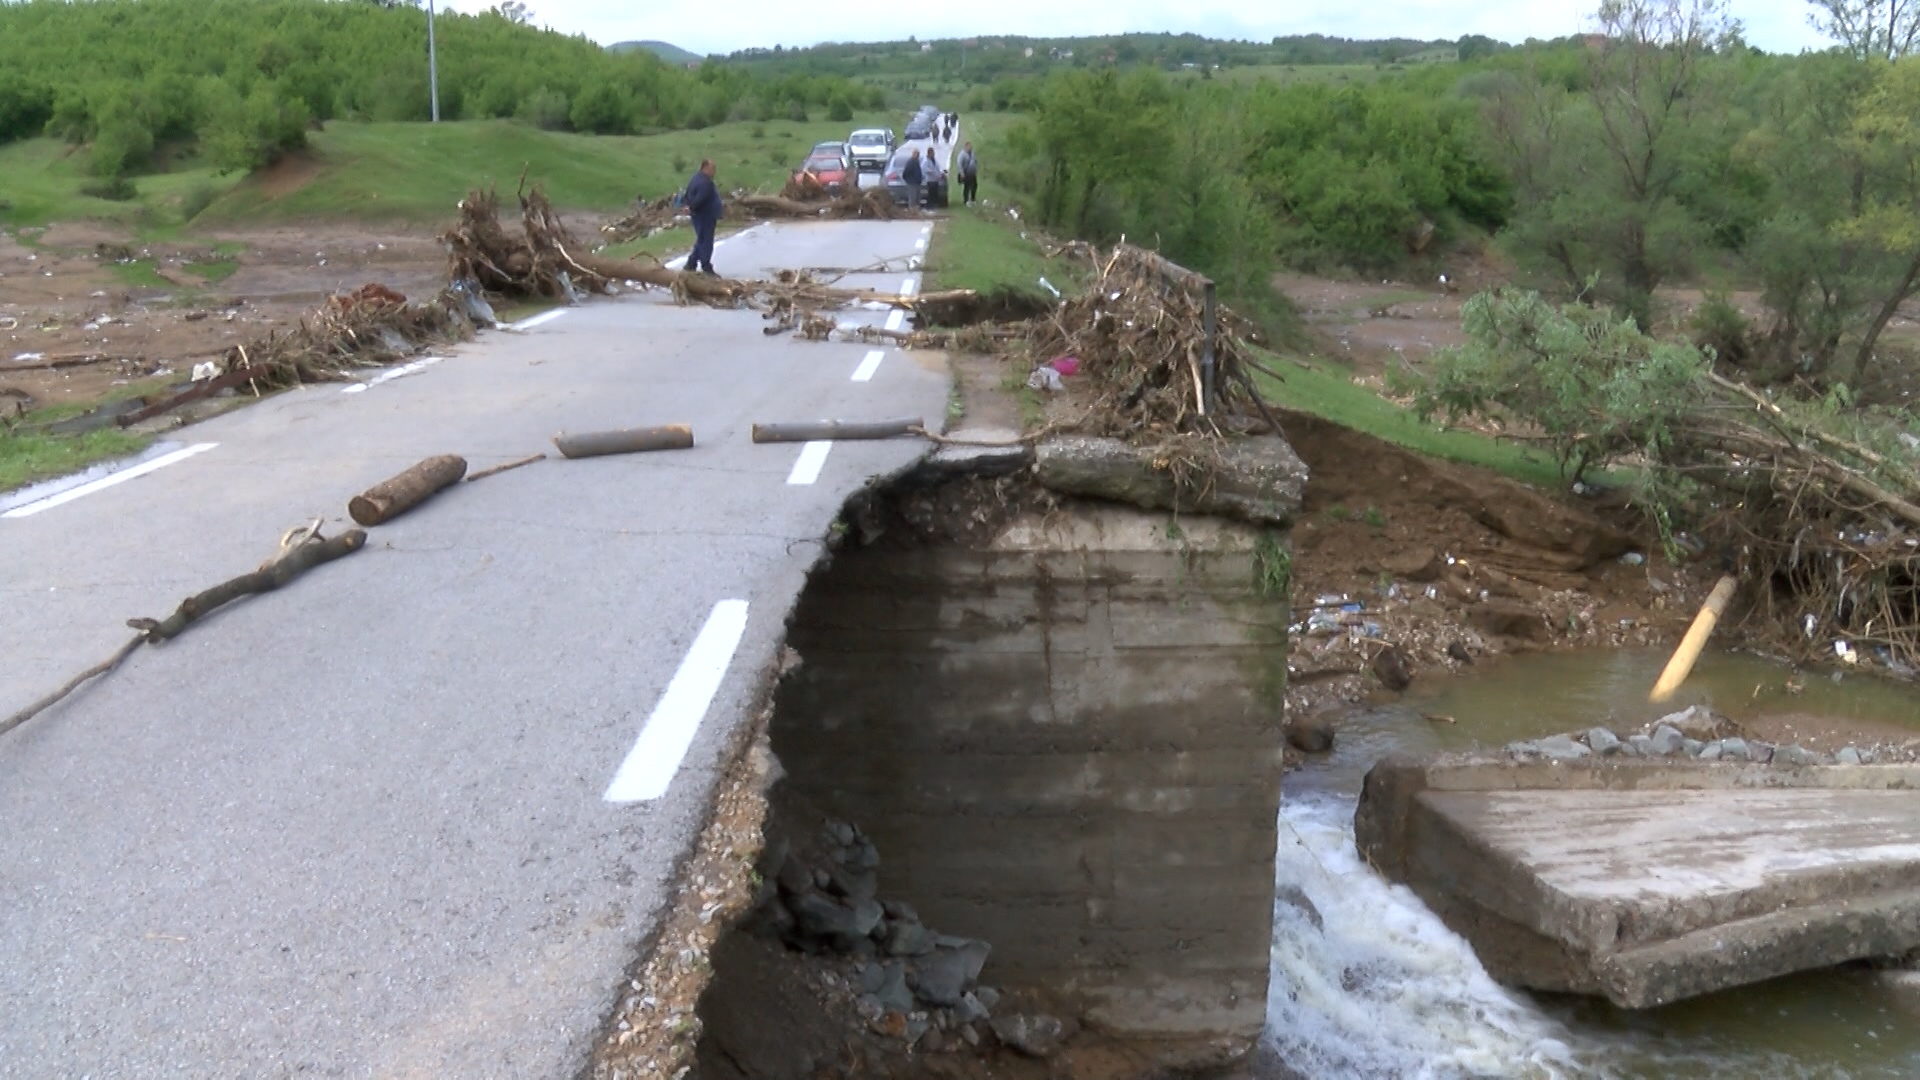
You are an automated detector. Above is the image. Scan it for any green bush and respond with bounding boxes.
[518,87,570,131]
[1688,293,1751,367]
[79,176,137,201]
[827,94,852,122]
[88,99,154,177]
[570,80,632,134]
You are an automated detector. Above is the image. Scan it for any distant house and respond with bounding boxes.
[1582,33,1610,51]
[1023,47,1034,58]
[920,43,932,52]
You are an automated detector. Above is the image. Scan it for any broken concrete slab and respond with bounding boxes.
[921,427,1033,478]
[1032,435,1306,528]
[1356,754,1920,1009]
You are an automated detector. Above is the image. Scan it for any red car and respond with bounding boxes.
[794,145,852,193]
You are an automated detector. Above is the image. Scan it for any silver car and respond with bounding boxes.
[884,145,947,208]
[847,128,895,172]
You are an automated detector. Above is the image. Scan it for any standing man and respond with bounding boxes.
[682,158,722,276]
[957,141,979,206]
[902,148,925,212]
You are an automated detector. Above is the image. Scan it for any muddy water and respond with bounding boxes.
[1268,649,1920,1079]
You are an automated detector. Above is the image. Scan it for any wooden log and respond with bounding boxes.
[554,425,694,459]
[1648,575,1740,704]
[127,529,368,644]
[348,454,467,526]
[752,418,923,444]
[116,363,263,427]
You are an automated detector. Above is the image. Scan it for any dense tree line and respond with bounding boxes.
[0,0,881,176]
[993,1,1920,391]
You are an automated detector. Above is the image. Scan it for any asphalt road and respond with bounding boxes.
[0,218,946,1077]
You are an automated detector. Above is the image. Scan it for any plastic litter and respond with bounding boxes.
[1051,356,1080,377]
[1618,552,1646,566]
[1026,366,1065,393]
[1037,276,1060,299]
[191,361,219,381]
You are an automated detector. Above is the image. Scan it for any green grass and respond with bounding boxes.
[0,139,244,231]
[106,259,173,289]
[925,210,1071,296]
[186,258,238,282]
[0,427,150,492]
[199,113,904,225]
[1256,354,1567,488]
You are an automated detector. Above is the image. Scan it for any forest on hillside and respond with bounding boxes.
[996,0,1920,395]
[0,0,881,176]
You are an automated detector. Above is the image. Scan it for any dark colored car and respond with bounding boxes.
[794,146,852,192]
[884,145,947,208]
[904,116,934,140]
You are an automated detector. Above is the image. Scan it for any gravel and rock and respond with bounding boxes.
[1501,707,1920,769]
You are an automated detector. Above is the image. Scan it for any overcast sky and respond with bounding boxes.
[443,1,1830,57]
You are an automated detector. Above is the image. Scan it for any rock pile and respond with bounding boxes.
[748,821,1064,1056]
[1504,705,1920,767]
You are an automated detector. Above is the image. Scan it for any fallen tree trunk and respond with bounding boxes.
[348,455,467,526]
[752,418,923,443]
[128,529,368,643]
[554,425,694,458]
[116,362,264,427]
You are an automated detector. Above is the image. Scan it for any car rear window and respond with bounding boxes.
[805,155,843,170]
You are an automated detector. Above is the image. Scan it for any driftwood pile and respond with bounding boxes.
[598,182,900,246]
[1660,373,1920,671]
[600,194,680,244]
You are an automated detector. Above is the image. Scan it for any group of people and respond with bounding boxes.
[675,109,984,276]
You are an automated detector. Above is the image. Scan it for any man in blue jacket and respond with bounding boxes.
[682,159,722,275]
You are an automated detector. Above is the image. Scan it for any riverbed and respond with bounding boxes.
[1266,649,1920,1079]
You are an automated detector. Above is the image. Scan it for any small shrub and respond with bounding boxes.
[518,87,571,131]
[767,148,786,166]
[827,94,853,122]
[671,153,689,174]
[785,99,808,122]
[1689,292,1750,367]
[1363,506,1387,530]
[749,123,766,139]
[79,176,137,201]
[1326,504,1350,521]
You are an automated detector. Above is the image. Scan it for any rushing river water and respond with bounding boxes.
[1265,649,1920,1079]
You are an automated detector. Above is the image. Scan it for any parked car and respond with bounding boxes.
[794,145,852,193]
[883,144,947,207]
[846,128,895,171]
[904,116,934,141]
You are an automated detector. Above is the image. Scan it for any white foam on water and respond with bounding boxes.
[1263,791,1852,1080]
[1265,791,1584,1079]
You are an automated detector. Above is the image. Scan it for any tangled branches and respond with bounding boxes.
[203,283,476,392]
[446,184,620,301]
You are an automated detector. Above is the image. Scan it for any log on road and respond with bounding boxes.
[348,454,467,526]
[554,425,694,458]
[752,418,924,444]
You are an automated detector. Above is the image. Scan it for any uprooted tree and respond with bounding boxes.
[1414,287,1920,669]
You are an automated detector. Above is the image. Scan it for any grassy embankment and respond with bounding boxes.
[924,204,1563,489]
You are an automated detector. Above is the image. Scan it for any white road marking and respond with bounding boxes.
[342,356,443,393]
[603,599,751,803]
[900,276,918,297]
[3,443,217,519]
[885,309,905,332]
[914,238,927,251]
[508,309,568,332]
[664,255,687,270]
[852,350,884,382]
[787,440,832,485]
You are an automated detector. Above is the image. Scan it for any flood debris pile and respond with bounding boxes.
[735,185,901,222]
[1678,374,1920,674]
[445,184,634,302]
[598,194,679,244]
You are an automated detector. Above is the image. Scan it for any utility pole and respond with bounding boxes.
[426,0,441,122]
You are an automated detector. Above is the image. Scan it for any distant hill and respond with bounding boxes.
[610,40,702,65]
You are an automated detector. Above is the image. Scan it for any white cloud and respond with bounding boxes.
[445,0,1828,57]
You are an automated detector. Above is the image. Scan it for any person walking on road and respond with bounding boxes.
[903,148,925,212]
[681,158,722,275]
[957,141,979,206]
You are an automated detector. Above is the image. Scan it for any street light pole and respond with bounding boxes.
[426,0,441,122]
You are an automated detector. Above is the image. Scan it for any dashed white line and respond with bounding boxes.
[885,309,906,332]
[342,356,443,393]
[508,309,568,332]
[852,350,884,382]
[787,440,832,485]
[3,443,218,519]
[603,599,751,803]
[914,238,927,250]
[900,276,918,297]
